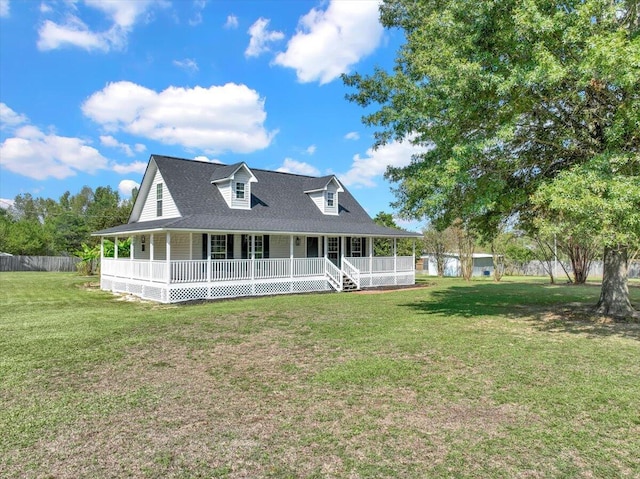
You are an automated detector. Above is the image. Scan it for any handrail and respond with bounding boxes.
[324,258,342,291]
[341,258,360,289]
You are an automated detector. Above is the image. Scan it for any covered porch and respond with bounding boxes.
[99,230,416,303]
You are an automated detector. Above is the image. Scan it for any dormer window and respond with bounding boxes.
[304,175,344,216]
[235,181,245,200]
[211,162,257,210]
[326,191,334,208]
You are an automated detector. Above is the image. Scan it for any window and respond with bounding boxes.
[235,181,245,200]
[156,183,163,217]
[326,191,334,207]
[253,235,264,259]
[210,235,227,259]
[351,237,362,257]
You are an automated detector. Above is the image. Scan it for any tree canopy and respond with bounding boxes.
[345,0,638,229]
[0,186,133,256]
[344,0,639,315]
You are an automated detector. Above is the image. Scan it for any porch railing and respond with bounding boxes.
[342,258,360,289]
[101,255,414,286]
[344,256,414,273]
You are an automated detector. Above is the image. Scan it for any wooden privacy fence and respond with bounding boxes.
[0,255,81,272]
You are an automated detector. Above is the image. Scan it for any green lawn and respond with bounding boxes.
[1,273,639,478]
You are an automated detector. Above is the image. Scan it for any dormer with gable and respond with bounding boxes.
[304,176,344,216]
[211,162,257,210]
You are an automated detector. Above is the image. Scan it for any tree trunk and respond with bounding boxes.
[595,246,636,317]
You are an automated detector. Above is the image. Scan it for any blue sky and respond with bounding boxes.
[0,0,427,231]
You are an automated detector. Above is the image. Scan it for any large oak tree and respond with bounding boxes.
[344,0,639,316]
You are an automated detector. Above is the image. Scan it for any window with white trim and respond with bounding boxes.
[235,181,245,200]
[351,237,362,257]
[210,235,227,259]
[156,183,163,217]
[326,191,334,207]
[253,235,264,259]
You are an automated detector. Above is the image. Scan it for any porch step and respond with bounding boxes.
[342,274,359,292]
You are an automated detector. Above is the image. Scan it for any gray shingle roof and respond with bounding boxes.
[209,162,243,182]
[303,175,339,192]
[94,155,420,238]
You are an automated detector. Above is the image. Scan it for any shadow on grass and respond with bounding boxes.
[400,281,640,341]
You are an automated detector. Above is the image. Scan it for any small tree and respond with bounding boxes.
[532,157,640,316]
[372,212,415,256]
[451,220,475,281]
[422,226,455,277]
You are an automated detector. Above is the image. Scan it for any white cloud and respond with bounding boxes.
[112,161,147,174]
[339,136,432,188]
[276,158,320,176]
[0,125,109,180]
[245,17,284,58]
[37,0,166,52]
[344,131,360,141]
[82,81,277,154]
[118,179,140,197]
[189,0,206,26]
[134,143,146,152]
[224,14,238,29]
[305,144,316,155]
[38,16,109,51]
[0,198,15,210]
[0,103,28,129]
[0,0,10,17]
[173,58,199,73]
[273,0,383,84]
[100,134,136,156]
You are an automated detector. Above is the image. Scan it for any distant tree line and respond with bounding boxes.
[0,186,136,256]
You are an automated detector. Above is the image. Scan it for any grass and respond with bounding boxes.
[1,272,639,478]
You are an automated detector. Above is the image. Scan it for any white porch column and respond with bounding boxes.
[290,235,294,292]
[251,234,256,294]
[129,236,134,281]
[393,238,398,285]
[166,231,171,284]
[412,239,416,265]
[324,236,328,260]
[150,234,155,261]
[341,236,345,265]
[114,236,118,259]
[369,236,373,276]
[100,237,104,261]
[189,233,193,260]
[206,234,211,283]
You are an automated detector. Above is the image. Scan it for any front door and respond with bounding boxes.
[307,237,319,258]
[327,236,340,266]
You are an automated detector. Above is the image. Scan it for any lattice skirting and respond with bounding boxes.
[101,273,414,303]
[101,276,332,303]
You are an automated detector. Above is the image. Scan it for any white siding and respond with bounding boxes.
[170,233,192,260]
[268,235,308,258]
[233,234,242,259]
[133,236,150,260]
[140,170,180,221]
[217,180,232,207]
[152,234,167,260]
[308,191,324,213]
